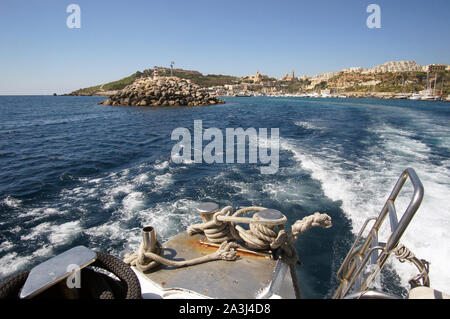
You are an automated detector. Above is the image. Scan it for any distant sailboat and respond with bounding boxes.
[410,72,440,101]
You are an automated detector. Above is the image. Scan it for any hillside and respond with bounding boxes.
[67,67,239,96]
[325,71,449,94]
[66,61,449,98]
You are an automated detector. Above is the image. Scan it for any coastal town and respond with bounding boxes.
[69,60,450,102]
[207,61,449,101]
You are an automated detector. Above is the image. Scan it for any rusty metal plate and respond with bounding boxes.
[139,232,296,299]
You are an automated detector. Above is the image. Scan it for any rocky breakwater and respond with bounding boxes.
[100,76,225,107]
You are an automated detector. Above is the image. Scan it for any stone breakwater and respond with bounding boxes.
[100,76,225,106]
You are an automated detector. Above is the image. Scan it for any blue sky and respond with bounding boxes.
[0,0,449,94]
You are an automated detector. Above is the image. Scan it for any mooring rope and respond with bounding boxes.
[393,243,430,287]
[124,241,239,272]
[187,207,331,252]
[124,205,332,299]
[187,206,290,249]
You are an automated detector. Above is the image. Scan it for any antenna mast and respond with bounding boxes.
[170,61,175,77]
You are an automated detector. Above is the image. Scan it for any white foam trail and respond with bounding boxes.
[280,119,450,294]
[84,198,200,257]
[48,221,82,245]
[122,192,147,213]
[139,199,200,238]
[0,241,13,253]
[262,180,305,205]
[60,161,176,213]
[0,244,54,278]
[110,184,135,197]
[19,221,82,244]
[18,207,62,219]
[294,121,319,130]
[154,160,169,170]
[20,222,53,241]
[134,173,149,184]
[1,196,22,208]
[0,252,31,277]
[153,173,173,190]
[0,160,178,278]
[0,220,81,278]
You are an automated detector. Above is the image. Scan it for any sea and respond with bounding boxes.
[0,95,448,298]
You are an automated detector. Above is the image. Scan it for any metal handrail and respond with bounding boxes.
[333,168,424,299]
[336,217,377,282]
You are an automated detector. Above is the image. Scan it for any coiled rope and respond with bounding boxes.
[124,205,332,299]
[187,206,289,249]
[393,243,430,288]
[124,241,239,273]
[188,207,332,252]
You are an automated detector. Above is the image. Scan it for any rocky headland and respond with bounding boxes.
[100,76,225,107]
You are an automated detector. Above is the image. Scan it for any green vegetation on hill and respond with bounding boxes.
[68,67,239,95]
[68,66,450,97]
[283,79,312,94]
[326,71,449,95]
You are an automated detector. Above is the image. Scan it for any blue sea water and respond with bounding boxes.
[0,95,449,298]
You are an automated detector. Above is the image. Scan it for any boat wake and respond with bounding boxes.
[0,159,199,279]
[280,116,450,293]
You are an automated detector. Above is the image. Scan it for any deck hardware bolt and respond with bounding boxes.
[196,202,219,223]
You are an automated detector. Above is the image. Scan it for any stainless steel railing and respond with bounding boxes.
[333,168,424,299]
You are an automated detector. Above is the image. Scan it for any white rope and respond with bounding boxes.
[393,243,415,262]
[393,243,430,287]
[124,241,239,272]
[124,205,333,299]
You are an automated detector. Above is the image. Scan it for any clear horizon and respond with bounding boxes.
[1,0,449,95]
